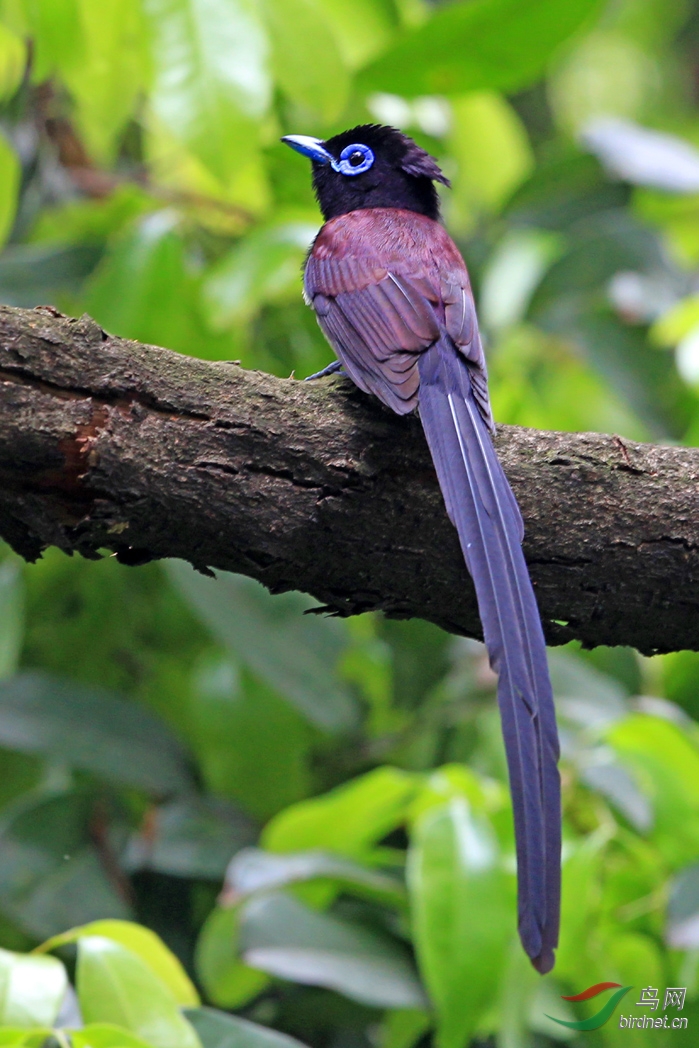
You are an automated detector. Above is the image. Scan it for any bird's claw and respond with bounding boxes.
[304,360,344,381]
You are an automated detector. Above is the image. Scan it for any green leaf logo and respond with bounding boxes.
[546,982,633,1031]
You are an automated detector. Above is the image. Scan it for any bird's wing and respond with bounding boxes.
[304,252,439,414]
[305,218,514,519]
[304,212,494,428]
[304,210,560,972]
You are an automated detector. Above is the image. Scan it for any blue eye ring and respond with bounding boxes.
[332,143,375,177]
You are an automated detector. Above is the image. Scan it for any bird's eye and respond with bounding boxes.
[333,143,375,177]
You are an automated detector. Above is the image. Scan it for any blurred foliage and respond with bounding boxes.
[3,1,699,1047]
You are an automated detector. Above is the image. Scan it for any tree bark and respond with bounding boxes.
[1,304,698,655]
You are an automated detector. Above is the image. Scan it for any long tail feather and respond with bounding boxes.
[418,341,560,974]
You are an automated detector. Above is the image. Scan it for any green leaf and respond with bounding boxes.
[143,0,270,184]
[652,293,699,347]
[534,295,685,440]
[195,905,270,1009]
[262,767,418,856]
[600,930,663,999]
[635,188,699,266]
[0,132,19,248]
[547,648,629,714]
[39,919,199,1007]
[261,0,349,121]
[0,243,102,308]
[189,659,312,821]
[660,651,699,720]
[496,326,578,428]
[378,1009,431,1048]
[407,798,513,1048]
[0,1031,53,1047]
[19,544,209,712]
[23,0,84,84]
[0,559,24,680]
[61,0,147,163]
[239,892,426,1009]
[359,0,603,98]
[606,713,699,864]
[0,672,193,796]
[29,186,157,247]
[76,936,202,1048]
[0,21,24,100]
[84,211,199,353]
[314,0,396,67]
[0,748,39,813]
[550,36,658,138]
[186,1007,309,1048]
[0,790,133,940]
[144,115,271,223]
[70,1025,157,1048]
[223,848,406,908]
[479,228,563,331]
[124,797,256,881]
[202,217,318,329]
[0,947,67,1027]
[554,829,607,987]
[341,616,398,738]
[166,564,358,734]
[489,943,540,1048]
[447,92,534,232]
[408,765,505,827]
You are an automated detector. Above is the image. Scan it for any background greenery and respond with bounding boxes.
[2,0,699,1045]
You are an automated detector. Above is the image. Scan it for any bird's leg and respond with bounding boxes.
[304,360,344,381]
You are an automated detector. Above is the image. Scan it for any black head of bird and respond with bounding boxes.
[282,124,449,222]
[282,124,561,976]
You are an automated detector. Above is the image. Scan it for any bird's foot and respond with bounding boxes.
[304,360,344,381]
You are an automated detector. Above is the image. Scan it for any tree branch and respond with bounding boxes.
[1,304,698,655]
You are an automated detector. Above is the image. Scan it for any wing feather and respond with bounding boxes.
[304,243,480,416]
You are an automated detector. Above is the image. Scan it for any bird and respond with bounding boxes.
[282,124,561,974]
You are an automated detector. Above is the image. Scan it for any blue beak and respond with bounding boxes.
[281,134,335,166]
